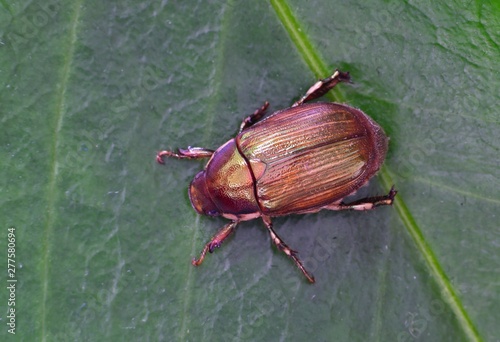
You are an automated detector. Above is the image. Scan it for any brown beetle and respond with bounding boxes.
[157,70,396,283]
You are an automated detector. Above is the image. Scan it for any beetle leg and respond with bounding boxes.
[239,101,270,133]
[192,220,238,266]
[262,216,315,283]
[292,69,352,107]
[327,186,397,211]
[156,147,214,164]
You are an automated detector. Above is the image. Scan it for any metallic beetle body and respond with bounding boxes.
[157,70,396,283]
[190,102,387,219]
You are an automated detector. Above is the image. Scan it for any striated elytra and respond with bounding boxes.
[157,70,396,283]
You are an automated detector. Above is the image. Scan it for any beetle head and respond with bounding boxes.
[189,171,220,217]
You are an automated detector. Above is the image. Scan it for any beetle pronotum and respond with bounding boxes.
[157,70,396,283]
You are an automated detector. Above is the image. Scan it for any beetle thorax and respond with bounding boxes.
[188,139,262,220]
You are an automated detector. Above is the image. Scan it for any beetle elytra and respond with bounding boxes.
[157,70,396,283]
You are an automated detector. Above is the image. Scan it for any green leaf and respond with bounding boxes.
[1,1,498,341]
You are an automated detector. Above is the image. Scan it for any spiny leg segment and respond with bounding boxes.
[327,186,397,211]
[239,101,270,133]
[293,69,352,107]
[262,216,315,283]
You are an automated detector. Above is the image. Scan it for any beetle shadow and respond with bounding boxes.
[200,180,394,286]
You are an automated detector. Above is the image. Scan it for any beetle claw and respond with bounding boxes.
[192,257,203,266]
[156,151,168,164]
[388,185,398,203]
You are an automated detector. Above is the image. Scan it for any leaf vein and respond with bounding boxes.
[40,2,84,341]
[270,1,483,341]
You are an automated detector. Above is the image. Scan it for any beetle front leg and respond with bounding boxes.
[327,186,397,211]
[292,69,352,107]
[262,216,315,283]
[156,147,215,164]
[239,101,270,133]
[192,220,238,266]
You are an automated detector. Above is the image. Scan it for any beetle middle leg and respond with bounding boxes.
[239,101,270,133]
[156,147,215,164]
[192,220,239,266]
[327,186,397,211]
[292,69,352,107]
[262,216,315,283]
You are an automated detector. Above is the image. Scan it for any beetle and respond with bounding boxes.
[157,70,396,283]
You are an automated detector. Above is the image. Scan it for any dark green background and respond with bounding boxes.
[0,1,498,341]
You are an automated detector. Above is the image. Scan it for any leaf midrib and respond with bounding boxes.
[270,0,483,341]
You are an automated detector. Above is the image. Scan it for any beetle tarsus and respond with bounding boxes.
[156,147,214,164]
[239,101,270,133]
[293,69,351,107]
[372,185,398,207]
[330,186,398,211]
[262,216,316,283]
[156,150,171,164]
[192,247,209,266]
[191,221,238,266]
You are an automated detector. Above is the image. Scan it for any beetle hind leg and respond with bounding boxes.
[327,186,397,211]
[192,220,238,266]
[262,216,315,283]
[239,101,270,133]
[293,69,351,107]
